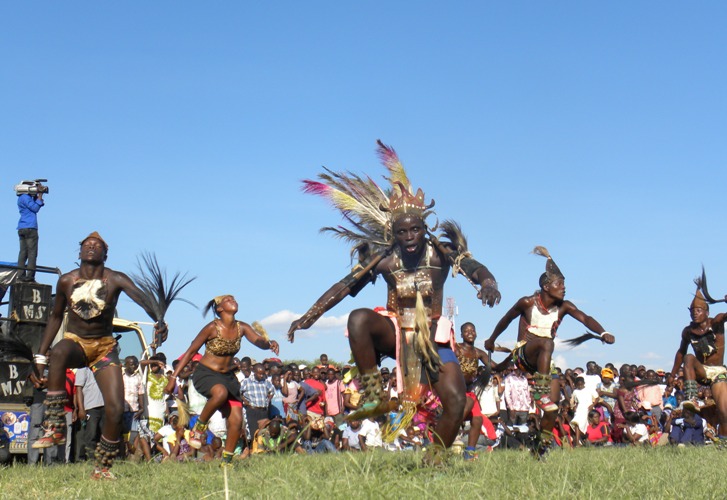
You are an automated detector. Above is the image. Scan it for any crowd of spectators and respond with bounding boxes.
[19,352,720,465]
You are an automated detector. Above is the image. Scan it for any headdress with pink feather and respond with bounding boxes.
[302,140,435,261]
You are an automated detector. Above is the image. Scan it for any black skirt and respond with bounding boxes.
[192,363,242,401]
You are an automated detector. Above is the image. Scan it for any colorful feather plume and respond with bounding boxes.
[376,140,410,193]
[301,143,414,257]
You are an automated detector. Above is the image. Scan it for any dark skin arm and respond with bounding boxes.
[107,270,168,345]
[241,322,279,354]
[484,297,529,351]
[561,301,615,344]
[671,329,690,376]
[288,281,353,342]
[431,239,500,308]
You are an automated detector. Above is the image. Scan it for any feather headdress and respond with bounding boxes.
[302,140,435,261]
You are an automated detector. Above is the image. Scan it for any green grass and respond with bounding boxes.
[1,447,726,499]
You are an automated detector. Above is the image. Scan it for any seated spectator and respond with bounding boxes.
[621,411,650,446]
[585,410,612,446]
[200,436,223,461]
[668,403,706,446]
[342,420,363,451]
[301,414,337,454]
[358,416,383,451]
[251,418,305,455]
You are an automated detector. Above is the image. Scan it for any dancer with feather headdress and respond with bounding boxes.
[288,141,501,464]
[31,232,168,480]
[483,246,615,459]
[672,272,727,447]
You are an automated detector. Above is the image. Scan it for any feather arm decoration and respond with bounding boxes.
[132,252,197,347]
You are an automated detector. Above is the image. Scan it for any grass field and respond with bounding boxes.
[1,447,726,499]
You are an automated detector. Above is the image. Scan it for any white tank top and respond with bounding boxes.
[526,303,559,338]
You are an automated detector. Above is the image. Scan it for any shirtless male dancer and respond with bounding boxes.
[484,247,614,456]
[672,286,727,445]
[32,232,166,479]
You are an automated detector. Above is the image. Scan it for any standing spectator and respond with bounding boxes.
[317,353,333,371]
[342,369,361,415]
[282,368,302,421]
[582,362,602,394]
[597,367,618,422]
[16,185,44,281]
[570,376,598,445]
[241,363,274,440]
[74,367,104,461]
[477,370,502,421]
[122,356,145,457]
[636,370,664,426]
[303,367,326,430]
[324,368,345,425]
[238,357,252,382]
[269,373,286,419]
[503,366,531,425]
[142,356,168,434]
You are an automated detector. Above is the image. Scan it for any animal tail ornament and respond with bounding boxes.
[532,246,551,259]
[0,334,33,363]
[414,289,440,374]
[562,331,605,347]
[696,265,726,304]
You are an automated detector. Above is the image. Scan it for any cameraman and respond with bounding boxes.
[17,184,44,282]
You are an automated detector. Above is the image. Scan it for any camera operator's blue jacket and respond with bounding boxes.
[17,193,44,230]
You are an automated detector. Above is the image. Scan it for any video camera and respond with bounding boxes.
[14,179,49,196]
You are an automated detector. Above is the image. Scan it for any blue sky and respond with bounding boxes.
[2,2,726,370]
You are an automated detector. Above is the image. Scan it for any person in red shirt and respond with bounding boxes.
[585,410,612,446]
[304,367,326,430]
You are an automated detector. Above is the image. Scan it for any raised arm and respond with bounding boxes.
[428,236,500,307]
[287,251,384,342]
[165,324,214,393]
[563,302,615,344]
